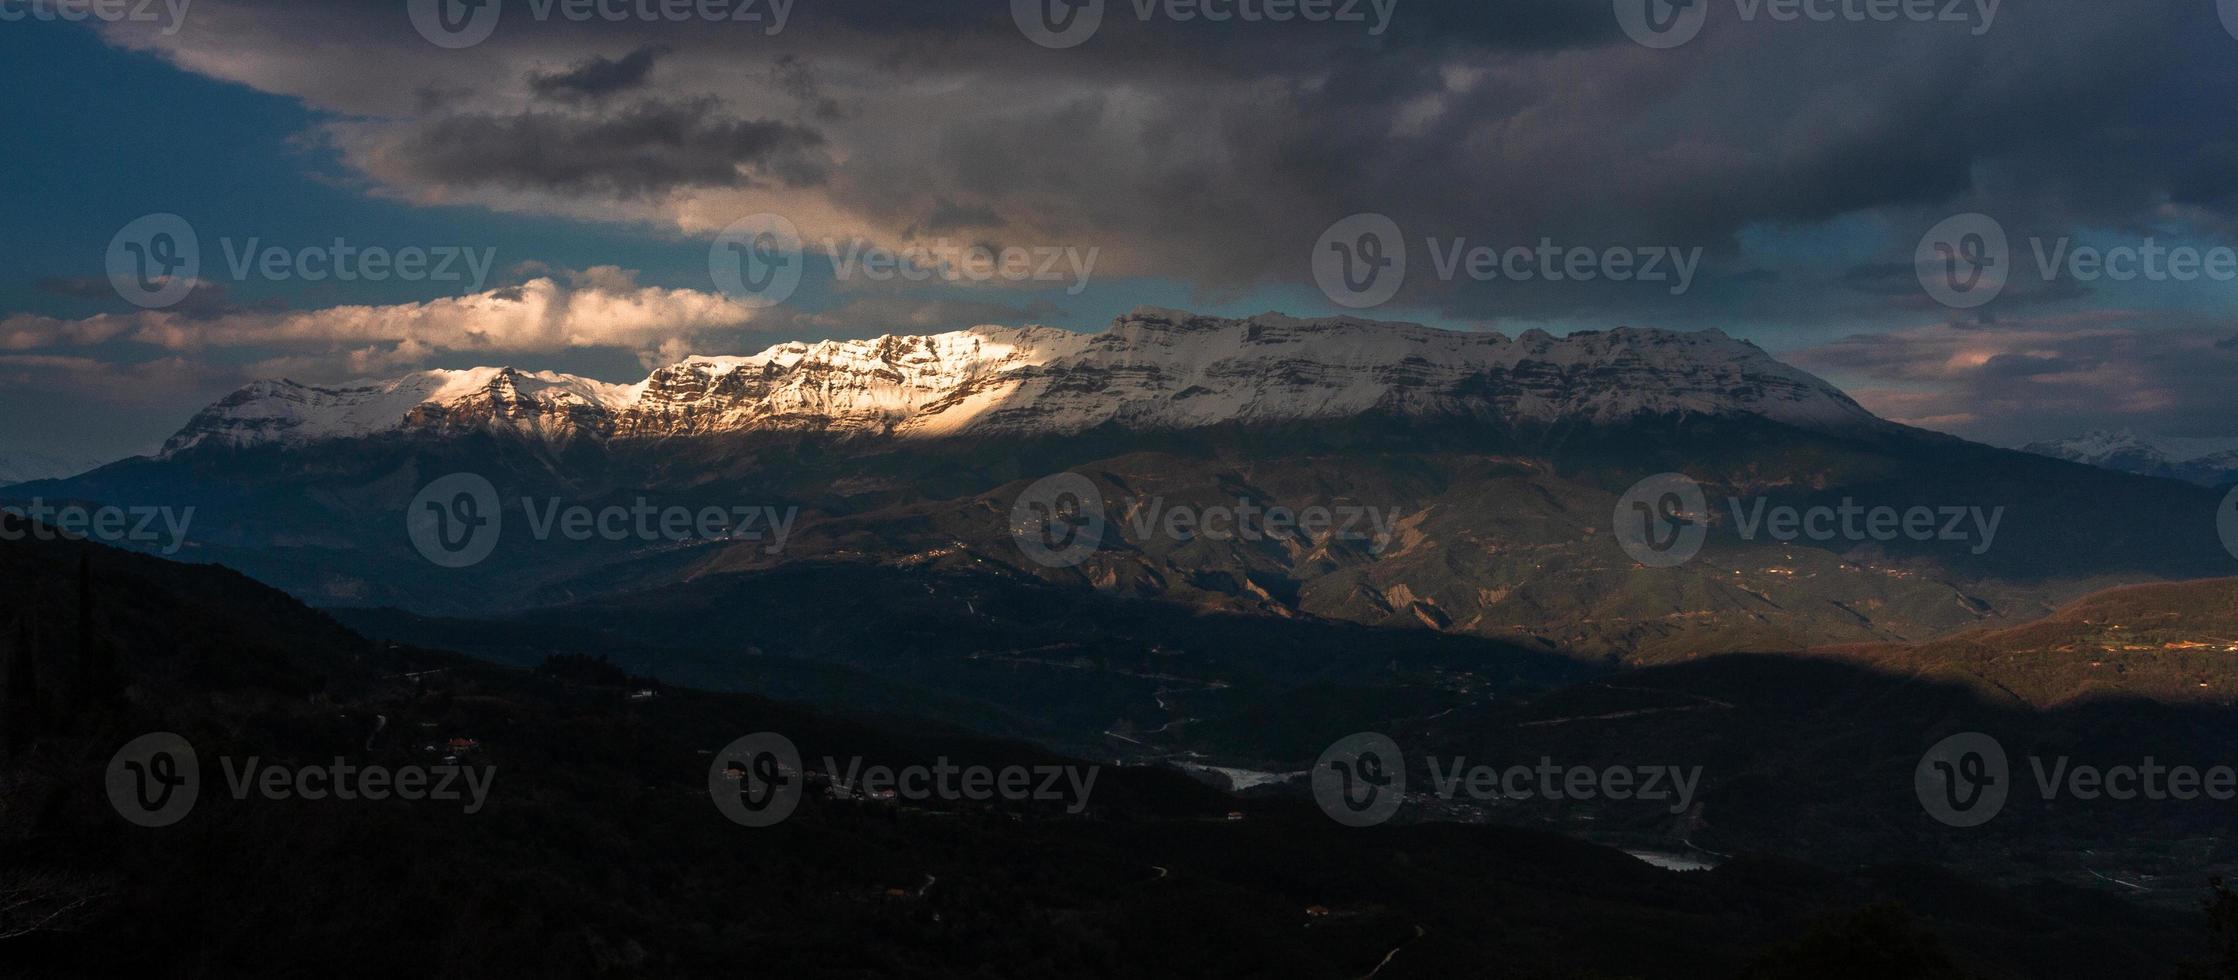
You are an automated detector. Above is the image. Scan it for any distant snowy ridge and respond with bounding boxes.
[161,308,1882,454]
[2022,428,2238,486]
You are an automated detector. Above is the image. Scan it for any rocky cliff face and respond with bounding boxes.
[161,308,1880,455]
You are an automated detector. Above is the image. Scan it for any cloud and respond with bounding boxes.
[86,0,2226,322]
[1791,313,2238,445]
[364,97,829,199]
[0,269,759,365]
[528,45,670,101]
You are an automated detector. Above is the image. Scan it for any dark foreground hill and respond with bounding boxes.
[0,519,2230,978]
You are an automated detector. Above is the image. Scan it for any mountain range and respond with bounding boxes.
[16,308,2238,946]
[159,308,1880,453]
[14,308,2236,668]
[2022,429,2238,486]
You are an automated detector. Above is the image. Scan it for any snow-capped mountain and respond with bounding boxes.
[2022,429,2238,486]
[161,308,1881,455]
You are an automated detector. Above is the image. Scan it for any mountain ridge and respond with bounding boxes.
[2022,428,2238,486]
[160,309,1882,455]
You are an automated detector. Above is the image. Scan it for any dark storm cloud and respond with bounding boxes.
[913,199,1006,236]
[1838,260,2092,317]
[1793,316,2238,444]
[91,0,2238,329]
[770,54,845,121]
[391,98,829,197]
[528,45,670,100]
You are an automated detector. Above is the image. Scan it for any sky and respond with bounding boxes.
[5,0,2238,460]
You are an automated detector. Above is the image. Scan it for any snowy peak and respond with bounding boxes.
[161,310,1882,455]
[2022,428,2238,486]
[160,367,635,454]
